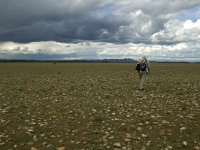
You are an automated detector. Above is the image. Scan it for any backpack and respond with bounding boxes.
[140,62,146,71]
[135,63,140,71]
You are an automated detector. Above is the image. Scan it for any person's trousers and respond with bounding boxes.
[139,71,147,89]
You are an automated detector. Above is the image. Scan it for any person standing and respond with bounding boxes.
[135,56,150,90]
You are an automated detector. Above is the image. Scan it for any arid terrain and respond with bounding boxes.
[0,62,200,150]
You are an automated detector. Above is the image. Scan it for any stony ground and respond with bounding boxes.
[0,62,200,150]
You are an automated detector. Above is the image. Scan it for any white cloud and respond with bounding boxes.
[0,41,199,61]
[151,19,200,43]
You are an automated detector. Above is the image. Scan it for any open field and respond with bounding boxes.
[0,62,200,150]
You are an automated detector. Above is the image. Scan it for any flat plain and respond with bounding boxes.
[0,62,200,150]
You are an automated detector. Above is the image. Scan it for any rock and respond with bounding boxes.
[92,109,97,113]
[186,114,194,119]
[159,130,165,136]
[194,146,200,150]
[125,133,132,139]
[113,142,122,148]
[56,147,65,150]
[137,127,142,132]
[28,129,34,133]
[165,145,173,150]
[182,141,187,146]
[141,134,148,138]
[180,127,187,132]
[161,120,169,124]
[108,136,114,140]
[0,142,5,146]
[121,123,126,126]
[122,146,127,150]
[30,147,37,150]
[124,138,132,142]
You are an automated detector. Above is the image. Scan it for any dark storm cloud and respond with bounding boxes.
[0,0,200,44]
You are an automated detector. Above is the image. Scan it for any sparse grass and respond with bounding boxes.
[0,62,200,150]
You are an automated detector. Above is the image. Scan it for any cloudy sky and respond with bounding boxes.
[0,0,200,61]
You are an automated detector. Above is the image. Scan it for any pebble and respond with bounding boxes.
[165,145,173,150]
[161,120,169,124]
[141,134,148,138]
[56,147,65,150]
[182,141,187,146]
[124,138,132,142]
[30,147,37,150]
[121,123,126,126]
[122,146,127,150]
[137,127,142,132]
[28,129,34,133]
[194,146,200,150]
[0,142,5,146]
[113,142,121,148]
[108,136,114,140]
[92,109,97,113]
[125,133,132,139]
[180,127,187,132]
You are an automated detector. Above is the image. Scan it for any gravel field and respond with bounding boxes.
[0,62,200,150]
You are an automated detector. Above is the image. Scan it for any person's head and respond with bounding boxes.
[139,56,146,63]
[142,56,146,60]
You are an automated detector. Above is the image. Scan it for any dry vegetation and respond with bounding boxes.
[0,62,200,150]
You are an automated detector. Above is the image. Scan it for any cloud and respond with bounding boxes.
[1,0,200,44]
[151,19,200,44]
[0,41,199,61]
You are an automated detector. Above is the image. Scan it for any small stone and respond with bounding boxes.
[194,146,200,150]
[141,134,148,138]
[28,129,34,133]
[125,133,132,139]
[165,145,173,150]
[146,141,151,146]
[42,142,47,145]
[46,144,53,148]
[113,142,121,148]
[56,147,65,150]
[0,142,5,146]
[59,140,64,143]
[180,127,187,132]
[30,147,37,150]
[137,127,142,132]
[0,120,6,123]
[124,138,132,142]
[121,123,126,126]
[92,109,97,113]
[108,136,114,140]
[159,131,165,136]
[106,146,111,149]
[182,141,187,146]
[161,120,169,124]
[70,141,75,144]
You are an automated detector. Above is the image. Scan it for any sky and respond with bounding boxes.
[0,0,200,61]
